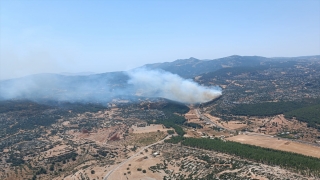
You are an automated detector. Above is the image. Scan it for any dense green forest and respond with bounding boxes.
[150,113,186,136]
[228,101,310,116]
[284,104,320,128]
[56,102,107,113]
[199,61,298,84]
[138,99,190,114]
[219,99,320,129]
[185,122,203,129]
[200,65,269,82]
[158,100,190,114]
[164,135,185,143]
[146,101,189,136]
[165,136,320,177]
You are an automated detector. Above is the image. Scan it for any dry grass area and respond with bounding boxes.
[227,134,320,158]
[128,132,167,146]
[204,113,247,130]
[184,126,232,138]
[69,125,126,145]
[107,143,312,180]
[202,127,231,137]
[263,115,311,135]
[221,120,247,130]
[185,108,208,127]
[55,160,117,180]
[185,109,199,120]
[131,124,171,133]
[108,131,167,147]
[41,144,71,158]
[203,113,320,143]
[108,148,165,180]
[184,109,235,138]
[184,129,202,138]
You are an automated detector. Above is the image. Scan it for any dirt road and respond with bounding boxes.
[103,135,172,180]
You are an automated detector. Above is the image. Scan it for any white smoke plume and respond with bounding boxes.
[0,68,222,104]
[127,68,222,104]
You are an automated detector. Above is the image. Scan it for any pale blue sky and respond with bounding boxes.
[1,0,319,80]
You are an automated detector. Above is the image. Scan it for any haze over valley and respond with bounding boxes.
[1,55,320,180]
[1,1,320,180]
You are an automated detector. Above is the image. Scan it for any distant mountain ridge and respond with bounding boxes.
[1,55,319,102]
[142,55,320,78]
[2,55,319,82]
[143,55,268,78]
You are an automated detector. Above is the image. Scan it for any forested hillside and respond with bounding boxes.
[285,104,320,128]
[220,99,320,129]
[143,55,268,78]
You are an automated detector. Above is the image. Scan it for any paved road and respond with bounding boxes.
[103,135,172,180]
[196,108,226,130]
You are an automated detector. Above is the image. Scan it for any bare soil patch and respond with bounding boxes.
[70,125,126,144]
[227,134,320,158]
[185,109,199,120]
[132,124,171,133]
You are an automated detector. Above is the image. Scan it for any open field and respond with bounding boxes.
[227,134,320,158]
[131,124,172,133]
[70,125,126,144]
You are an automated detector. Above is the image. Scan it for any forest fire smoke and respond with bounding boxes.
[127,68,222,104]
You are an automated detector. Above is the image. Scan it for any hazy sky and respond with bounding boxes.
[1,0,319,80]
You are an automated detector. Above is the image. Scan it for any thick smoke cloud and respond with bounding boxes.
[0,69,222,104]
[127,68,221,104]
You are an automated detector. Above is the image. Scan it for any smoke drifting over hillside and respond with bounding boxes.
[127,68,221,104]
[0,69,221,104]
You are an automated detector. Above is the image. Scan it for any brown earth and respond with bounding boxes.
[131,124,172,134]
[108,148,165,180]
[227,134,320,158]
